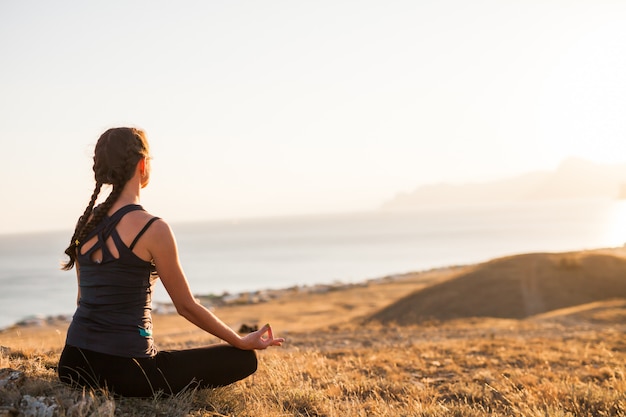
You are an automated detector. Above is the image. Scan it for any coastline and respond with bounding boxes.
[4,242,626,337]
[0,266,464,348]
[3,198,625,333]
[0,265,465,333]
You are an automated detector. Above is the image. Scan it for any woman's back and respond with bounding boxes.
[66,204,159,358]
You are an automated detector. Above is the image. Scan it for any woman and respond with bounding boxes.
[58,127,284,397]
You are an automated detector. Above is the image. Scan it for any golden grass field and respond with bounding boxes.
[1,248,625,416]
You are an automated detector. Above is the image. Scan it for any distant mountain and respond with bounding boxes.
[382,158,626,210]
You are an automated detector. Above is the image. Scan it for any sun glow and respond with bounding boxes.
[601,200,626,248]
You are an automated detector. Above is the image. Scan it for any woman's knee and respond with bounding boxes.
[224,346,258,378]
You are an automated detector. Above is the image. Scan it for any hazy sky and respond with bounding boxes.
[2,0,626,234]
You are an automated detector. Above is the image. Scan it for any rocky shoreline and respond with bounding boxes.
[1,271,423,332]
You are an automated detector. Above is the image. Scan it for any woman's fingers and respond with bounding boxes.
[239,322,285,349]
[258,323,284,347]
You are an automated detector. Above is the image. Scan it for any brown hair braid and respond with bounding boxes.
[62,127,150,270]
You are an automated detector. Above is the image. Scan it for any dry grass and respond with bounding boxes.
[2,320,625,416]
[2,249,626,416]
[371,251,626,323]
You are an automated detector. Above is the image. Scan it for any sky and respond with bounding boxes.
[1,0,626,234]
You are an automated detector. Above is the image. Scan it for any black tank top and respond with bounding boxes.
[66,204,160,358]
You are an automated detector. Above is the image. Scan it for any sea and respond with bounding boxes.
[2,198,626,330]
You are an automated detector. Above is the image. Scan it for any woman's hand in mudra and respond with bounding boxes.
[239,323,284,350]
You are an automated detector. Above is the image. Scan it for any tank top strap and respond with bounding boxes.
[82,204,146,244]
[94,204,145,239]
[108,204,145,223]
[129,217,160,250]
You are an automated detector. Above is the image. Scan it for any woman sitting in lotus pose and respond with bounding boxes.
[58,127,283,397]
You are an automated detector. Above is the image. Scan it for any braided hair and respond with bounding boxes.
[62,127,150,270]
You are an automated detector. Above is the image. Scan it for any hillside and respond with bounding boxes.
[369,250,626,324]
[382,157,626,210]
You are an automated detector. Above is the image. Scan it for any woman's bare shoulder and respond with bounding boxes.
[143,216,175,240]
[118,209,172,240]
[150,217,172,233]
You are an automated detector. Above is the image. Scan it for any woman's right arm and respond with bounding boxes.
[147,220,283,350]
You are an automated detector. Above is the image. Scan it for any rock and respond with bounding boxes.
[15,315,46,327]
[18,395,59,417]
[65,396,115,417]
[0,369,24,389]
[238,323,258,334]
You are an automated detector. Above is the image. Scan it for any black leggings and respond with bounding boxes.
[58,344,257,397]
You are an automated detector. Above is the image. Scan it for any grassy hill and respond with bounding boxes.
[369,251,626,324]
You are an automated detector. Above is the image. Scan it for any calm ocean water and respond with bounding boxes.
[1,198,625,330]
